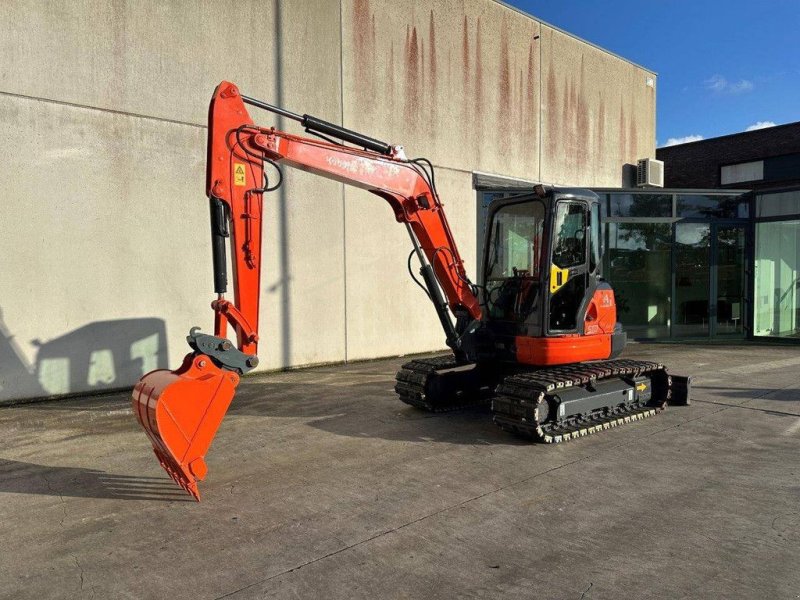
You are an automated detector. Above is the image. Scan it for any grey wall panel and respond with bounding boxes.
[0,0,656,402]
[343,167,476,360]
[0,94,346,402]
[0,0,342,126]
[539,26,656,187]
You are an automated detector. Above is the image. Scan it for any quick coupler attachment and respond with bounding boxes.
[186,327,259,375]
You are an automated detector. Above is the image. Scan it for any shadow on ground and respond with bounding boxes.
[3,376,527,447]
[229,377,529,446]
[694,385,800,402]
[0,458,194,502]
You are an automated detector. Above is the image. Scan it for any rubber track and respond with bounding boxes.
[492,359,673,443]
[394,356,487,412]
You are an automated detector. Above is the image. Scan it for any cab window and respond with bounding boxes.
[552,203,587,268]
[486,201,545,281]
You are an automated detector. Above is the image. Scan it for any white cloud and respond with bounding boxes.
[730,79,754,93]
[662,135,704,147]
[705,74,727,92]
[746,121,776,131]
[705,74,754,94]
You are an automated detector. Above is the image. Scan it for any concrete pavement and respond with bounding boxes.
[0,343,798,599]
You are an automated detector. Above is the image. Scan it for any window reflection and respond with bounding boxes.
[674,223,711,337]
[677,194,748,219]
[756,191,800,218]
[609,193,672,218]
[606,222,671,338]
[552,203,586,268]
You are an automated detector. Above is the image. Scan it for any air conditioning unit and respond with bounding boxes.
[636,158,664,188]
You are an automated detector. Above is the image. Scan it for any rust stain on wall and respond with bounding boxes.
[629,114,638,161]
[576,55,589,170]
[561,76,575,167]
[461,15,470,134]
[386,40,395,116]
[596,94,606,170]
[428,11,437,87]
[526,39,537,155]
[428,11,437,136]
[352,0,373,114]
[499,20,511,142]
[474,17,484,127]
[420,36,425,103]
[618,99,627,161]
[518,68,524,142]
[462,15,470,93]
[404,25,420,127]
[546,59,558,160]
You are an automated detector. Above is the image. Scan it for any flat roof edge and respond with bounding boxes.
[492,0,657,75]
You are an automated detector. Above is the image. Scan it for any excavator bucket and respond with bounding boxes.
[131,353,240,500]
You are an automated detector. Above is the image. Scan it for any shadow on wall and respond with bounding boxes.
[0,309,168,403]
[622,163,637,187]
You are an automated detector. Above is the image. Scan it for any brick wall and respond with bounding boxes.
[656,122,800,191]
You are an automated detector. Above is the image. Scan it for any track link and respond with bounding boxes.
[395,356,489,412]
[492,359,673,443]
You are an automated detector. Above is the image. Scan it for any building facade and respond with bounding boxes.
[657,124,800,340]
[0,0,656,402]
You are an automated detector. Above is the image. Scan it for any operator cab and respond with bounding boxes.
[478,187,622,364]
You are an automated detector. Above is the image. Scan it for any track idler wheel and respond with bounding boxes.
[131,353,239,501]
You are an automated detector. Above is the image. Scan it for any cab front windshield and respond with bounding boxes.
[485,200,545,316]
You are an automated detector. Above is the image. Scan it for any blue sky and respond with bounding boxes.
[511,0,800,147]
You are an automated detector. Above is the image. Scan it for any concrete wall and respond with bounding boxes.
[0,0,655,402]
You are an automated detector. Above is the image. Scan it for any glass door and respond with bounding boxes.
[713,225,747,337]
[674,223,711,337]
[754,220,800,338]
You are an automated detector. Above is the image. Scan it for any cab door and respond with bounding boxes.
[547,201,589,333]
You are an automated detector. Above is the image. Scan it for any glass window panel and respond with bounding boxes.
[720,160,763,185]
[486,201,546,280]
[756,191,800,218]
[605,222,671,339]
[590,203,601,273]
[609,193,672,217]
[764,153,800,181]
[484,200,546,322]
[552,203,586,268]
[737,200,750,219]
[676,194,747,219]
[754,220,800,338]
[674,223,711,337]
[716,226,746,337]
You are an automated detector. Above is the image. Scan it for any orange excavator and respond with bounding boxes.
[132,82,690,500]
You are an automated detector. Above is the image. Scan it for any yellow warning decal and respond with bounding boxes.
[550,264,570,293]
[636,383,647,392]
[233,163,246,186]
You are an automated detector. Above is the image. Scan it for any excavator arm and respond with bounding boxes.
[132,81,481,499]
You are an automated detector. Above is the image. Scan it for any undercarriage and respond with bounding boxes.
[395,355,691,443]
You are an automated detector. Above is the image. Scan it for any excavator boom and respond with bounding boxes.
[132,81,482,499]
